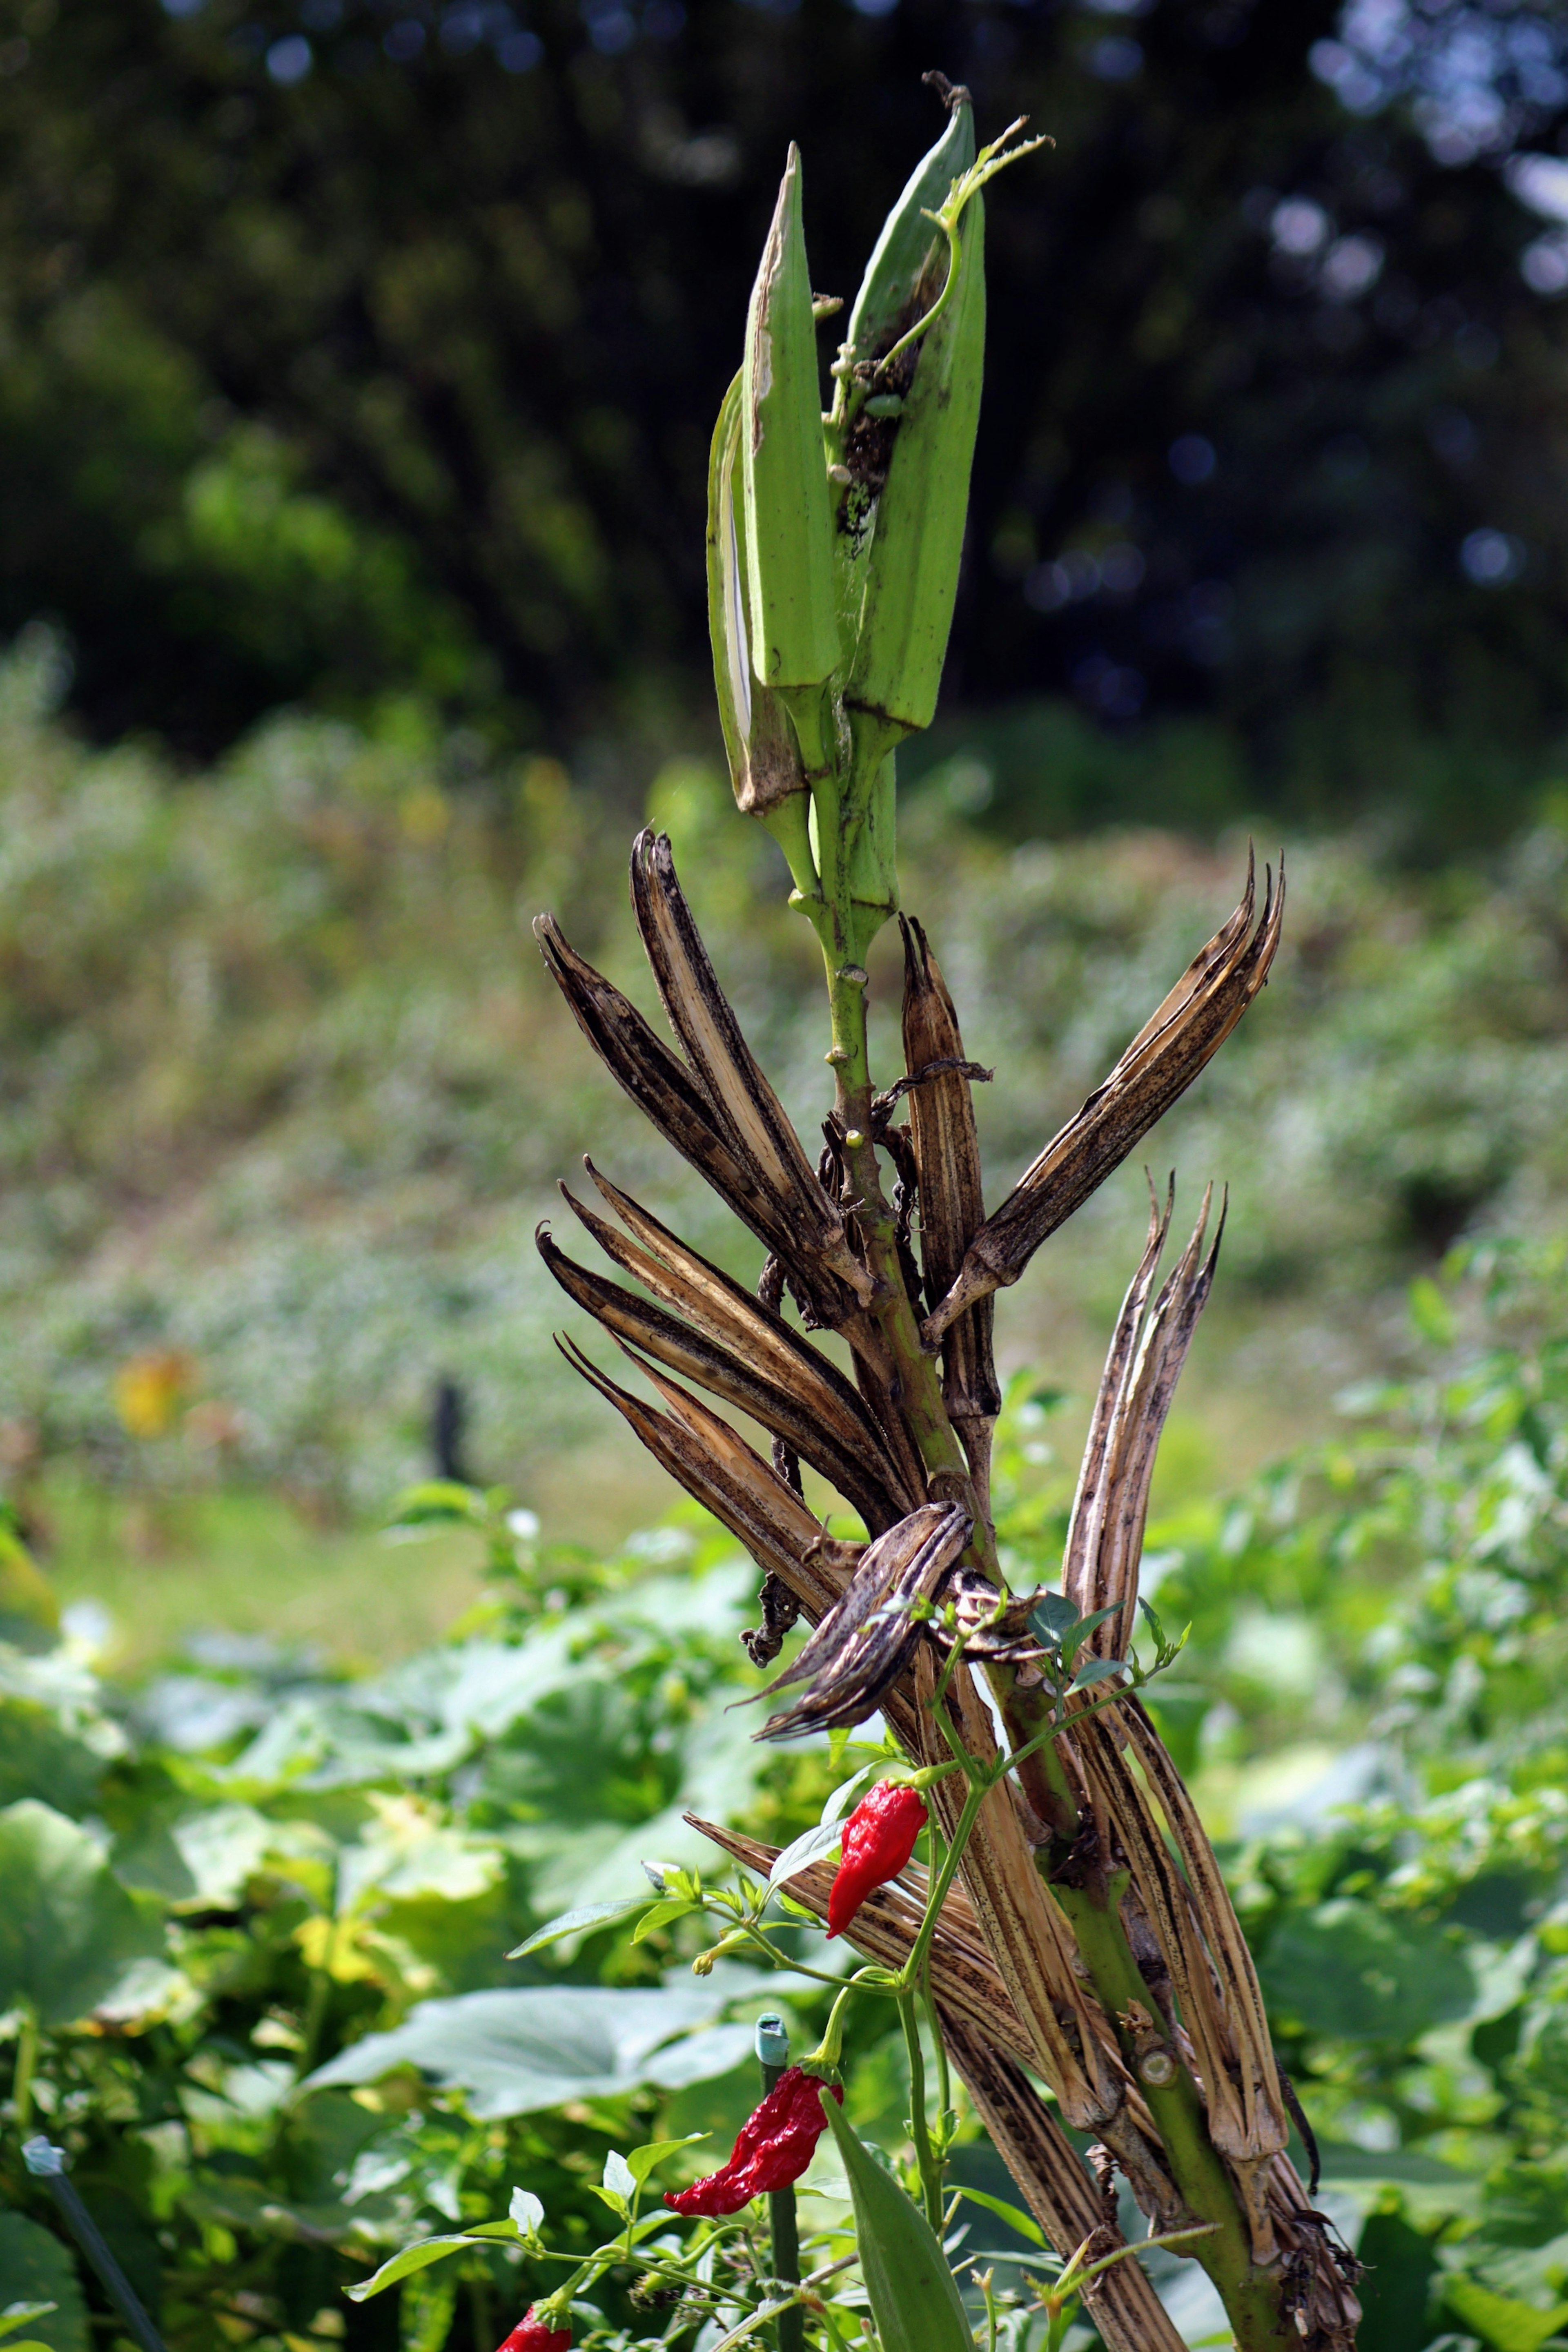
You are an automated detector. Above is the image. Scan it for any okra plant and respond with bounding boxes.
[358,85,1358,2352]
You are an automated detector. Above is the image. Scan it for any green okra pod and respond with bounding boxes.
[742,145,840,712]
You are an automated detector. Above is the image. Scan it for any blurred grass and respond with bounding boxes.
[8,621,1568,1662]
[37,1474,485,1672]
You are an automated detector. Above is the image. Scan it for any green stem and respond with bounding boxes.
[759,2044,803,2352]
[896,1984,944,2234]
[12,1998,38,2137]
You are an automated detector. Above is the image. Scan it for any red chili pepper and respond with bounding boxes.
[497,2308,571,2352]
[826,1780,928,1937]
[664,2066,844,2217]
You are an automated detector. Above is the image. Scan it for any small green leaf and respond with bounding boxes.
[817,2089,971,2352]
[506,1895,650,1957]
[625,2135,708,2187]
[508,2189,544,2236]
[952,2186,1051,2251]
[768,1819,843,1891]
[345,2237,477,2301]
[603,2151,637,2203]
[630,1897,700,1945]
[1071,1656,1127,1691]
[1027,1589,1079,1641]
[1444,2277,1568,2352]
[1408,1275,1459,1350]
[385,1480,484,1529]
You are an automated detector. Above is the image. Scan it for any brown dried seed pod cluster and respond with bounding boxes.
[535,833,1362,2351]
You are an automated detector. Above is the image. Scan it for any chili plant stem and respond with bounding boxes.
[757,2017,804,2352]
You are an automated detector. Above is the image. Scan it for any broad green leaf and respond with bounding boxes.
[506,1894,651,1957]
[0,1800,164,2026]
[305,1981,760,2117]
[817,2088,972,2352]
[952,2185,1051,2251]
[1260,1897,1474,2043]
[0,2224,87,2352]
[625,2135,708,2187]
[1444,2276,1568,2352]
[344,2236,477,2301]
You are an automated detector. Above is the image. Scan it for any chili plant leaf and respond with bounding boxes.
[817,2087,973,2352]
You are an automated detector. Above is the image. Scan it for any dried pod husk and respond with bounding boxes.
[554,1337,848,1629]
[925,854,1282,1346]
[539,1226,909,1536]
[1063,1183,1224,1661]
[899,915,1000,1512]
[755,1500,970,1737]
[535,914,842,1321]
[911,1648,1132,2140]
[563,1162,915,1525]
[629,831,873,1306]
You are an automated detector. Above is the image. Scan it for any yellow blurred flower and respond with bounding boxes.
[113,1348,197,1439]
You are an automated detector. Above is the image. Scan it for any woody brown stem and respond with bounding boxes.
[815,866,1290,2349]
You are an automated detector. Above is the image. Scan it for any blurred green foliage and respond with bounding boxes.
[10,1253,1568,2349]
[9,627,1568,1519]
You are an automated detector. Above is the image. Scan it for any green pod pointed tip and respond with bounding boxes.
[844,91,976,370]
[742,146,840,693]
[845,190,987,743]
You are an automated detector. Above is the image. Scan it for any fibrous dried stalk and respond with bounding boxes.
[899,915,1001,1515]
[1063,1181,1224,1661]
[540,828,1351,2343]
[924,853,1281,1347]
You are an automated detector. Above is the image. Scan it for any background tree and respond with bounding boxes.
[2,0,1568,842]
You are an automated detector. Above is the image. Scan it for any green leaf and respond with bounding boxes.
[0,2223,88,2352]
[817,2088,972,2352]
[508,2189,544,2236]
[506,1894,651,1957]
[603,2151,636,2203]
[630,1897,700,1945]
[0,2314,58,2340]
[1260,1898,1474,2044]
[952,2186,1051,2251]
[1026,1590,1079,1643]
[0,1800,164,2026]
[385,1480,485,1529]
[345,2236,477,2301]
[1444,2277,1568,2352]
[305,1981,760,2117]
[767,1819,843,1892]
[1409,1275,1459,1350]
[1070,1656,1127,1691]
[625,2135,708,2187]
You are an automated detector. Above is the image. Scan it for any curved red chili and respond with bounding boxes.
[497,2308,572,2352]
[826,1780,928,1937]
[664,2065,843,2217]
